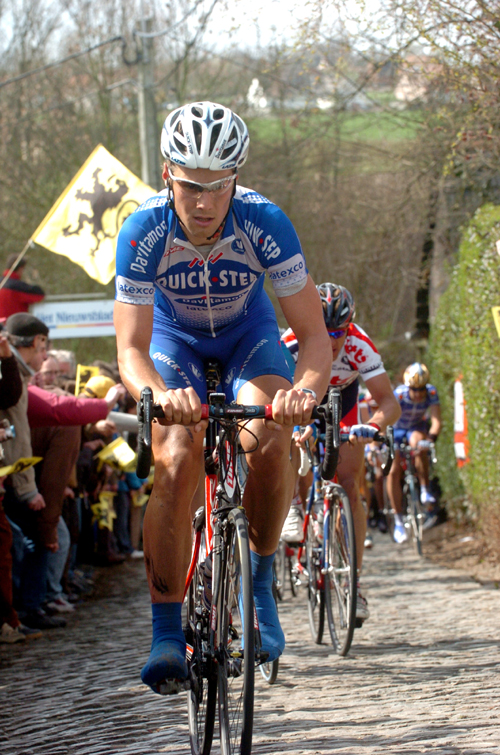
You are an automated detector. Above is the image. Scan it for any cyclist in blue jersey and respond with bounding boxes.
[386,363,442,543]
[113,102,331,693]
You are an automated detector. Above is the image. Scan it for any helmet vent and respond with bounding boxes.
[193,121,203,152]
[214,108,224,120]
[173,135,187,155]
[191,105,203,118]
[220,126,238,159]
[210,123,222,153]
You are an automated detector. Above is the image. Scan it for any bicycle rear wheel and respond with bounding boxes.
[186,561,217,755]
[306,515,325,644]
[324,490,357,656]
[217,508,254,755]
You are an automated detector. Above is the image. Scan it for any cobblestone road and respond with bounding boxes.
[1,530,499,755]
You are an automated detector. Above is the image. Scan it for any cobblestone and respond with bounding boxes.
[1,530,499,754]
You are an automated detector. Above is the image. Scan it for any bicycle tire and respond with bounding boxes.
[218,508,254,755]
[186,561,217,755]
[408,478,424,557]
[324,489,357,656]
[259,658,279,684]
[274,539,286,601]
[306,515,325,644]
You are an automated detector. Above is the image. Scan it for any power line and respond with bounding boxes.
[0,35,125,90]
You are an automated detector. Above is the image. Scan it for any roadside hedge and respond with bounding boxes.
[428,203,500,528]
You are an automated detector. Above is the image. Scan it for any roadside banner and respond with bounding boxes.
[31,300,115,340]
[31,145,154,285]
[454,377,470,467]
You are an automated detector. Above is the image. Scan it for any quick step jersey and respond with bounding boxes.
[282,321,386,387]
[115,186,308,336]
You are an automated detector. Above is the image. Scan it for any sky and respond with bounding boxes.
[204,0,384,50]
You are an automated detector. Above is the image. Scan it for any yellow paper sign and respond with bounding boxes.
[130,490,150,508]
[0,457,43,477]
[95,436,136,472]
[75,364,100,396]
[91,491,117,530]
[32,145,155,285]
[492,307,500,339]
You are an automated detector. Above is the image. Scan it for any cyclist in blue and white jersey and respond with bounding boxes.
[113,102,331,693]
[386,363,442,543]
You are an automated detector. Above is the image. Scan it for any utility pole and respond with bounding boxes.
[137,16,161,190]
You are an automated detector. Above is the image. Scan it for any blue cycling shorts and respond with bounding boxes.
[150,311,293,402]
[394,421,429,444]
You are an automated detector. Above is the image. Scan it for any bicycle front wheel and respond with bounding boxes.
[186,560,217,755]
[306,515,325,644]
[324,490,357,656]
[217,508,254,755]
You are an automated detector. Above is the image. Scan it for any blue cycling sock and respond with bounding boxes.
[251,551,285,662]
[141,603,187,692]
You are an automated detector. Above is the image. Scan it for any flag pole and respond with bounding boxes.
[0,239,35,290]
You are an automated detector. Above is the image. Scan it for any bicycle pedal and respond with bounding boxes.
[156,678,190,695]
[256,650,269,665]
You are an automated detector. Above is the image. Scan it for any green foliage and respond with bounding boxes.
[428,203,500,520]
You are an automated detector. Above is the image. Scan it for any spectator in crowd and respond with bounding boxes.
[47,349,76,380]
[0,254,45,320]
[1,334,42,643]
[0,313,63,630]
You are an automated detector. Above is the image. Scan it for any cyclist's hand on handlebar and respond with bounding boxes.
[156,387,208,433]
[268,387,317,430]
[348,423,380,445]
[293,424,314,448]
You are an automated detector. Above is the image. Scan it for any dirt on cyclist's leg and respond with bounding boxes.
[141,424,205,691]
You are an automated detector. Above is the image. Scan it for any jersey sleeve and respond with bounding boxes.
[237,192,308,298]
[115,196,170,306]
[426,385,440,405]
[345,324,386,381]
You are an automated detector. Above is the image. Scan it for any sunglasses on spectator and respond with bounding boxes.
[328,328,348,339]
[169,173,237,198]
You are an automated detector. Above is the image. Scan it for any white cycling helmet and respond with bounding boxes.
[161,101,250,171]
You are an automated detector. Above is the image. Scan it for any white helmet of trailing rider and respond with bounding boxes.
[160,101,250,171]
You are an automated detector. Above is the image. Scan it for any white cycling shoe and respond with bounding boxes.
[393,521,409,544]
[281,504,304,543]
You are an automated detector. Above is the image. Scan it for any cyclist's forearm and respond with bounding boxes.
[368,395,401,431]
[117,346,167,402]
[292,334,331,400]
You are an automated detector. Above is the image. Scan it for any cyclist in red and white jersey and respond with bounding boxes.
[282,283,400,621]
